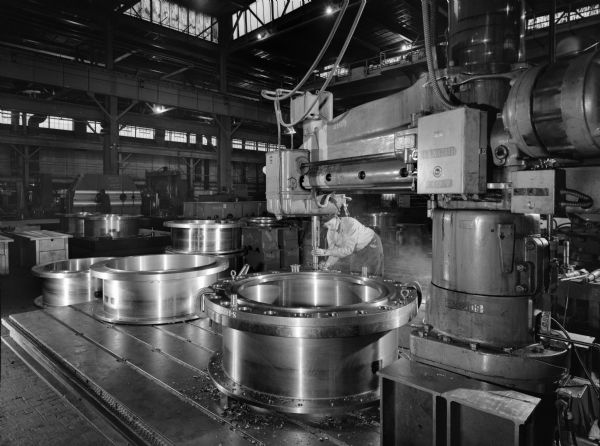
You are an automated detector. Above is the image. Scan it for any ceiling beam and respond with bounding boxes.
[0,48,277,124]
[0,92,281,143]
[0,130,267,163]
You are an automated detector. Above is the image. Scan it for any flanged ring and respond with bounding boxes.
[203,271,419,338]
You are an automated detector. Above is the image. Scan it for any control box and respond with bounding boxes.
[417,108,487,194]
[511,169,566,214]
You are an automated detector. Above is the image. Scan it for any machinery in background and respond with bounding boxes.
[141,168,187,217]
[164,219,245,278]
[265,0,599,443]
[241,216,300,272]
[182,200,266,220]
[68,173,140,215]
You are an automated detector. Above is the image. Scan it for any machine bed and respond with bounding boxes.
[2,304,381,446]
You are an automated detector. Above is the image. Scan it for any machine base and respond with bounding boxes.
[379,357,548,446]
[208,351,380,415]
[1,303,381,445]
[410,332,568,394]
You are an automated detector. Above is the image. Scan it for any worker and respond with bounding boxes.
[312,214,384,276]
[95,189,111,214]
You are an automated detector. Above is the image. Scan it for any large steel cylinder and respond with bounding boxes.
[448,0,521,74]
[503,50,600,159]
[84,214,140,238]
[428,209,546,348]
[91,254,228,324]
[32,257,114,306]
[362,212,397,230]
[164,220,242,254]
[205,271,420,414]
[59,212,97,237]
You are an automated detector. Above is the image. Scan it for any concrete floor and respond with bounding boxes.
[1,268,109,445]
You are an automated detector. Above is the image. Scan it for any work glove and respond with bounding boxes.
[318,261,329,270]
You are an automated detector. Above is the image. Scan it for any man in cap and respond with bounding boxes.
[311,213,384,276]
[95,189,111,214]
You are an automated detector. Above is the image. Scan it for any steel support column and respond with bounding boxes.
[103,13,119,175]
[217,15,233,194]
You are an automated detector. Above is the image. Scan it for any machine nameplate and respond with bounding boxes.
[447,299,485,314]
[426,179,453,189]
[420,146,457,159]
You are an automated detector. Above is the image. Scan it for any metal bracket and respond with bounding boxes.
[496,223,515,273]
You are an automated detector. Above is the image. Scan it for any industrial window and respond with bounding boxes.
[245,140,257,150]
[119,125,155,139]
[232,139,243,149]
[190,133,196,144]
[41,116,74,131]
[165,130,188,143]
[125,0,218,43]
[257,142,267,152]
[18,114,73,131]
[87,121,103,133]
[202,135,209,145]
[211,136,217,147]
[268,143,286,151]
[232,0,312,39]
[0,110,12,125]
[527,3,599,30]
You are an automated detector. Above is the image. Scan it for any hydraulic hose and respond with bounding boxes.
[560,188,594,209]
[421,0,455,109]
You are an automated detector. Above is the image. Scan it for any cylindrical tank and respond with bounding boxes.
[448,0,521,74]
[503,50,600,159]
[84,214,140,238]
[91,254,228,324]
[164,220,242,254]
[362,212,398,230]
[59,212,97,237]
[428,209,546,348]
[205,271,420,414]
[32,257,114,306]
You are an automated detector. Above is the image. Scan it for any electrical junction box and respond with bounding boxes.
[417,107,487,194]
[511,169,566,214]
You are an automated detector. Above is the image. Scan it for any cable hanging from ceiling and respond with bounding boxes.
[261,0,367,143]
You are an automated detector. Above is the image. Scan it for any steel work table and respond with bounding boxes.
[1,304,381,445]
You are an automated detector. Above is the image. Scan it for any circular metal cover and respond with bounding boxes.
[203,271,419,338]
[91,254,228,282]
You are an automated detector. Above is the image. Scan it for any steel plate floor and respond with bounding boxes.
[2,303,383,445]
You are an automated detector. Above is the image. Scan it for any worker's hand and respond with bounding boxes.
[311,248,328,257]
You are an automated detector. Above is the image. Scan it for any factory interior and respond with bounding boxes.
[0,0,599,444]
